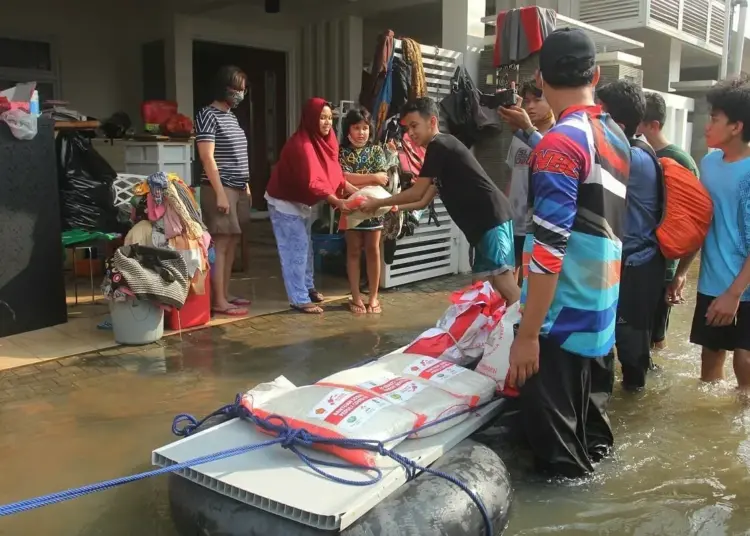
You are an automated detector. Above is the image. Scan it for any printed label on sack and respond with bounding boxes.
[309,388,389,430]
[404,357,466,384]
[358,376,426,405]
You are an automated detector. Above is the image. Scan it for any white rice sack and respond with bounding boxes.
[240,378,418,467]
[404,281,503,366]
[345,185,392,228]
[319,367,470,439]
[375,353,496,408]
[476,301,522,397]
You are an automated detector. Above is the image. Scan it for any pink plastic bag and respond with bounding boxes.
[404,281,504,365]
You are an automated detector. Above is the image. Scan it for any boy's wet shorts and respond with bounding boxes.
[472,221,515,277]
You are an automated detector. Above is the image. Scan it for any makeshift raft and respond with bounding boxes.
[155,357,513,535]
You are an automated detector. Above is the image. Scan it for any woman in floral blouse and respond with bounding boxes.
[339,108,390,314]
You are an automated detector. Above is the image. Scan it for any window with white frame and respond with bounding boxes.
[0,37,59,104]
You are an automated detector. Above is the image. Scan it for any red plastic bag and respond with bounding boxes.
[141,100,178,133]
[163,113,194,136]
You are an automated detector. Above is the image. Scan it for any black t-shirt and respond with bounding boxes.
[420,133,512,245]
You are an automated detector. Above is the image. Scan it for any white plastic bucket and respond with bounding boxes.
[109,299,164,345]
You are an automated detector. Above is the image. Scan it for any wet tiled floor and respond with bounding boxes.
[0,275,468,536]
[0,235,350,371]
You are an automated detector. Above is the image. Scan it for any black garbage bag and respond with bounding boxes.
[439,66,503,148]
[56,131,120,232]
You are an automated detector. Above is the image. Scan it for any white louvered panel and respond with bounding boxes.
[709,1,726,46]
[682,0,711,41]
[380,41,462,289]
[650,0,680,28]
[578,0,641,26]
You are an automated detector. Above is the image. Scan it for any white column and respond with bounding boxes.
[442,0,486,83]
[343,16,364,102]
[171,15,194,117]
[443,0,486,274]
[642,36,682,92]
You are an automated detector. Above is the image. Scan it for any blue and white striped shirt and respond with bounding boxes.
[195,106,250,189]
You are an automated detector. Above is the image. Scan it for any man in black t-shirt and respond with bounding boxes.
[361,98,518,302]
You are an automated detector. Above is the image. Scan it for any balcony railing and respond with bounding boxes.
[577,0,725,55]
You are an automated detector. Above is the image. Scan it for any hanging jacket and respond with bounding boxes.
[493,7,557,67]
[359,30,395,112]
[388,56,412,117]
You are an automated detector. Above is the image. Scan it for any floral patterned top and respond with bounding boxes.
[339,144,389,230]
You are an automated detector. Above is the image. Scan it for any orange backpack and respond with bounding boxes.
[631,139,713,260]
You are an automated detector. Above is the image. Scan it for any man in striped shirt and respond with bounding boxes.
[508,29,630,477]
[195,65,252,316]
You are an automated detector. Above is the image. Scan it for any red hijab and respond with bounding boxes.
[266,98,345,206]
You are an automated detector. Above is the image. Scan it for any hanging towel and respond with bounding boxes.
[112,245,189,308]
[494,7,557,67]
[401,38,427,100]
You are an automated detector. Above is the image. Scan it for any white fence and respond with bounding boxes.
[380,40,465,289]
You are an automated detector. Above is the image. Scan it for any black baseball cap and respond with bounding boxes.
[539,28,596,80]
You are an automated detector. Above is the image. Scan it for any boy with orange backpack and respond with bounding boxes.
[638,92,700,351]
[670,75,750,390]
[596,81,666,391]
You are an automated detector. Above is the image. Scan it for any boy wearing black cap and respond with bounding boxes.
[507,28,631,477]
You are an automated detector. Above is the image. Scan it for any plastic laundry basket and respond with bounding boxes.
[109,299,164,345]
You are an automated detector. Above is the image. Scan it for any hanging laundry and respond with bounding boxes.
[162,204,184,240]
[124,220,154,247]
[146,193,166,221]
[493,6,557,67]
[111,244,190,308]
[133,182,150,197]
[401,38,427,100]
[359,30,395,113]
[166,181,204,240]
[147,171,169,205]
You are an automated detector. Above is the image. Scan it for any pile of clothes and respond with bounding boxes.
[101,171,210,310]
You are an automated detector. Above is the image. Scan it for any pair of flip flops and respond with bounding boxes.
[212,297,251,317]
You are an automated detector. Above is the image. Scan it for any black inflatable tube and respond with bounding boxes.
[169,434,512,536]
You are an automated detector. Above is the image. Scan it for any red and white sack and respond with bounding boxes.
[318,368,470,439]
[376,353,496,408]
[476,301,521,397]
[240,376,418,467]
[404,281,503,366]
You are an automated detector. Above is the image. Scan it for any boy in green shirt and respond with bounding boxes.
[638,91,700,349]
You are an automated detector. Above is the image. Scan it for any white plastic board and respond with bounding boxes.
[152,400,504,531]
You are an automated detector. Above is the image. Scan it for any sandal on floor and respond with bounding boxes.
[229,296,252,306]
[348,299,367,315]
[367,300,383,314]
[212,306,248,317]
[291,304,324,314]
[308,289,325,303]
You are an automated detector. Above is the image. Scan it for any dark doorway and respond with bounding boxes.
[192,41,287,211]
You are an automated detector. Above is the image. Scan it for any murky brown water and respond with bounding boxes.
[0,281,749,535]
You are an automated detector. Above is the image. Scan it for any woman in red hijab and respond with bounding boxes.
[265,98,351,314]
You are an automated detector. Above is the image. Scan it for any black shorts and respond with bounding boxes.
[513,235,525,269]
[690,293,750,351]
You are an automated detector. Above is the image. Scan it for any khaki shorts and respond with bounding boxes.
[201,184,251,236]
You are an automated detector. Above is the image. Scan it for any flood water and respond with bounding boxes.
[0,281,749,535]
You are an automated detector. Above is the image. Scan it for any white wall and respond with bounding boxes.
[0,0,165,125]
[362,2,443,64]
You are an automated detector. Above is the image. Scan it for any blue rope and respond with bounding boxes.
[0,395,497,535]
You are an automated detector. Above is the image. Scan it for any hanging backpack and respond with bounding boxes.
[631,139,713,260]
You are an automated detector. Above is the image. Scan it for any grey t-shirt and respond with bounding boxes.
[506,135,533,236]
